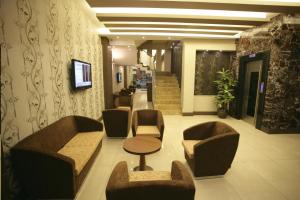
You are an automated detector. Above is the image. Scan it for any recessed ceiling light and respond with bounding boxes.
[100,32,239,39]
[98,28,110,34]
[102,21,254,28]
[109,27,241,33]
[94,7,267,19]
[116,36,120,39]
[142,36,145,39]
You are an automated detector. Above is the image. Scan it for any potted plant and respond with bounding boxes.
[214,68,237,118]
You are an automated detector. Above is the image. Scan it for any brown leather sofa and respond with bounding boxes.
[182,121,240,177]
[102,107,131,137]
[132,109,165,140]
[11,116,104,199]
[106,160,195,200]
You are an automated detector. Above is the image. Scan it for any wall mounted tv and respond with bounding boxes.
[71,59,92,90]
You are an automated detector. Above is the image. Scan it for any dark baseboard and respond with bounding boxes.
[182,112,194,116]
[194,111,217,115]
[261,126,300,134]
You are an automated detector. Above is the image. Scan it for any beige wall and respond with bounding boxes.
[1,0,104,151]
[112,65,125,92]
[112,46,137,66]
[181,39,236,114]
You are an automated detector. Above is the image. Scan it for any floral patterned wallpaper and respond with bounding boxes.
[1,0,104,152]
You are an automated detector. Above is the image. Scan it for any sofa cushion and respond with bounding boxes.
[136,126,160,137]
[58,131,103,174]
[65,131,104,148]
[117,106,131,111]
[129,171,171,182]
[58,146,94,174]
[182,140,201,159]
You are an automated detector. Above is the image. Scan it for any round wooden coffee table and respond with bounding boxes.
[123,136,161,171]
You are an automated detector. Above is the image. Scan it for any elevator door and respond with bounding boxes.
[242,60,262,124]
[247,72,259,116]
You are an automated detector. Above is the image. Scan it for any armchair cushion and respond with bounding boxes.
[182,140,201,159]
[117,106,131,111]
[129,171,171,182]
[136,126,160,137]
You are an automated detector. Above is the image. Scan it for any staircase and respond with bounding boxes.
[154,73,181,115]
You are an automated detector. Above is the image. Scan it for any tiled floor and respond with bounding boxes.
[76,90,300,200]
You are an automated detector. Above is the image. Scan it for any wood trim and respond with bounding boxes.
[182,112,194,116]
[98,17,265,26]
[87,0,300,13]
[193,111,217,115]
[101,37,114,109]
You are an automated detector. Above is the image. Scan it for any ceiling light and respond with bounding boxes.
[98,28,110,34]
[116,36,120,39]
[102,21,254,28]
[109,27,241,33]
[94,7,267,19]
[100,32,239,39]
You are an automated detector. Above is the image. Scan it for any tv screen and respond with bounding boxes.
[71,59,92,89]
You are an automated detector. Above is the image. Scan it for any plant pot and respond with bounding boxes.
[217,108,228,119]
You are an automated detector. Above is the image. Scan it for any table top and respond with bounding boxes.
[123,136,161,155]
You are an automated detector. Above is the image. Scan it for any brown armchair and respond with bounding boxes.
[102,107,131,138]
[182,121,240,177]
[114,95,133,110]
[132,109,164,140]
[106,160,195,200]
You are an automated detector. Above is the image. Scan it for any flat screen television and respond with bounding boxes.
[71,59,92,90]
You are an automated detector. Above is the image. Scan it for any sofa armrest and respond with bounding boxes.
[74,115,103,132]
[156,111,165,140]
[11,147,76,199]
[171,161,194,184]
[106,161,129,196]
[131,111,138,137]
[183,122,215,140]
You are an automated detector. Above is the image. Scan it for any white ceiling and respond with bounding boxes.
[86,0,300,44]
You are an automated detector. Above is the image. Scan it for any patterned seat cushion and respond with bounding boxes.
[58,131,103,174]
[136,126,160,137]
[129,171,171,182]
[182,140,201,159]
[64,131,104,148]
[58,146,94,174]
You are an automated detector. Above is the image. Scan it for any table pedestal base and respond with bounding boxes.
[134,154,153,171]
[133,165,153,171]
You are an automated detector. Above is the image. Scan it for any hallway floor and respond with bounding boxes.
[76,91,300,200]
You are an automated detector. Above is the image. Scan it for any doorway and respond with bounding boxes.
[242,60,262,125]
[235,51,270,130]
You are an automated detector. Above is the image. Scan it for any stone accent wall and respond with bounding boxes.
[235,15,300,132]
[194,51,235,95]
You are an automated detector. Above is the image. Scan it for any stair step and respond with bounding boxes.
[161,110,181,115]
[156,83,178,87]
[155,99,181,104]
[155,104,181,110]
